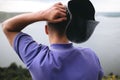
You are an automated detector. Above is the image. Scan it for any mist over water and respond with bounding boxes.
[0,13,120,75]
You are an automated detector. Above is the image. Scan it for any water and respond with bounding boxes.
[81,16,120,75]
[0,13,120,75]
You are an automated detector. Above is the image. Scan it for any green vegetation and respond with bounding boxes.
[102,72,120,80]
[0,63,31,80]
[0,62,120,80]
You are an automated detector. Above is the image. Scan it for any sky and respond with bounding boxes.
[0,0,120,12]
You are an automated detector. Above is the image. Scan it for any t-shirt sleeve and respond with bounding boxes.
[13,32,46,67]
[91,49,104,80]
[97,57,104,80]
[87,48,104,80]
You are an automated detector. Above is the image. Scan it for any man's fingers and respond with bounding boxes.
[54,2,66,9]
[58,12,66,17]
[54,2,63,6]
[58,8,66,13]
[54,3,67,22]
[54,2,67,15]
[55,6,67,17]
[46,2,67,23]
[54,17,67,23]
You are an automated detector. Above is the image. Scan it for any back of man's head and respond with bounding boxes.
[46,14,70,36]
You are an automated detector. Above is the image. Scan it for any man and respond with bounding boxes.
[2,2,103,80]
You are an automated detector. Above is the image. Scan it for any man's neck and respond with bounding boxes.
[49,35,69,44]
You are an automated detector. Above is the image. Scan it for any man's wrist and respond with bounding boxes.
[33,10,47,22]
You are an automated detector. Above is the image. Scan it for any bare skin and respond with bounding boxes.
[2,2,68,46]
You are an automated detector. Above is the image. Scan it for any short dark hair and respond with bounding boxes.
[47,14,70,36]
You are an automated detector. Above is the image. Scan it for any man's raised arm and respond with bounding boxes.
[2,2,66,46]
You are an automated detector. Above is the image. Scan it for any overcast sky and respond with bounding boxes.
[0,0,120,12]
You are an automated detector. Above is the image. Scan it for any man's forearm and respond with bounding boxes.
[2,2,67,33]
[2,11,46,46]
[2,2,66,46]
[2,11,45,32]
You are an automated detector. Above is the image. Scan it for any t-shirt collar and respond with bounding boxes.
[50,43,73,50]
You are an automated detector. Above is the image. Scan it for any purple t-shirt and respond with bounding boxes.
[14,32,103,80]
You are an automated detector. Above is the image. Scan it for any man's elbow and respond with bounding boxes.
[2,20,13,33]
[2,21,13,36]
[2,21,8,34]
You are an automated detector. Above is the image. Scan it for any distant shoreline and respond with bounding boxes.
[96,12,120,17]
[0,11,120,22]
[0,12,24,22]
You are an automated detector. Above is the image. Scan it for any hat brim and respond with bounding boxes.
[65,0,98,43]
[66,19,99,43]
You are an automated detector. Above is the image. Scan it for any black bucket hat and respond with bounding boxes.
[66,0,99,43]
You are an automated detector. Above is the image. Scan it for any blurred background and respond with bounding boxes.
[0,0,120,77]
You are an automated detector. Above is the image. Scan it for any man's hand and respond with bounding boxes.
[42,2,67,23]
[2,2,67,46]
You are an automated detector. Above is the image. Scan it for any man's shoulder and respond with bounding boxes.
[75,46,94,53]
[74,46,97,57]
